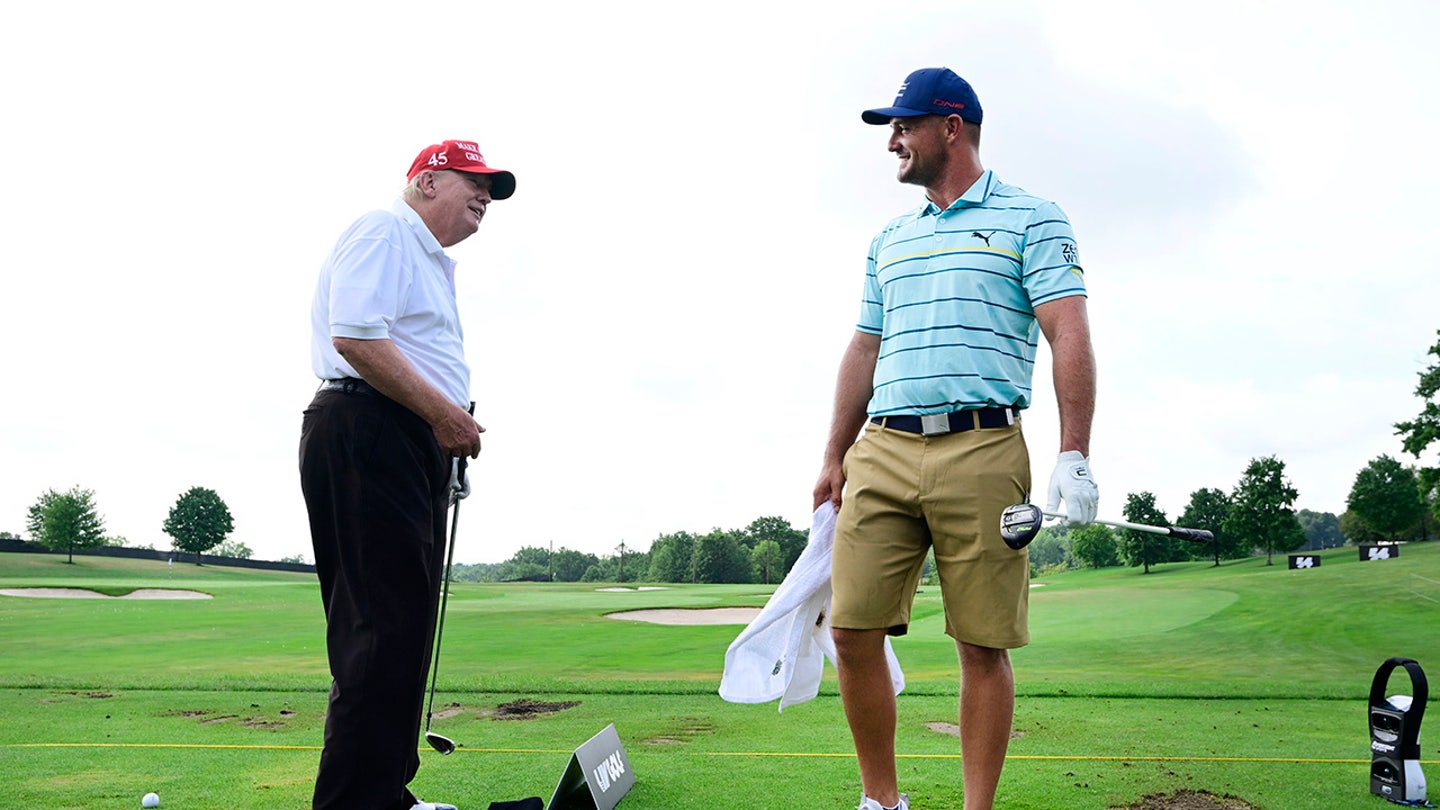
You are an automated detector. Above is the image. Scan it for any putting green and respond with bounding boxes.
[905,586,1238,643]
[1028,586,1239,642]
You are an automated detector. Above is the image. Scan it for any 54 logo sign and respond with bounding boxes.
[1360,544,1400,561]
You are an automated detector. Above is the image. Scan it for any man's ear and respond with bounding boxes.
[946,115,965,142]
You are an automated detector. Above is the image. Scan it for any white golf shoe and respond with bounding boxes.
[858,793,909,810]
[410,802,458,810]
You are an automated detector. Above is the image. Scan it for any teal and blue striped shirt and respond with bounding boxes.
[858,170,1085,417]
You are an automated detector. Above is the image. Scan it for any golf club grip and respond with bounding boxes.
[1167,526,1214,543]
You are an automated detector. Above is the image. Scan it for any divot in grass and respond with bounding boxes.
[1111,789,1260,810]
[488,699,580,720]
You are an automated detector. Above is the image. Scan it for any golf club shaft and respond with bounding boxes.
[424,461,463,735]
[425,403,474,743]
[1043,511,1213,543]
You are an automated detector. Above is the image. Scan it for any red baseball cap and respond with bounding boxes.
[406,140,516,200]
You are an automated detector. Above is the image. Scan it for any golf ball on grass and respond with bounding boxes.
[142,792,160,808]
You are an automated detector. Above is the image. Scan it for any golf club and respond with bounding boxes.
[424,408,475,756]
[999,502,1215,550]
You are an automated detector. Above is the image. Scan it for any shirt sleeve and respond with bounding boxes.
[856,233,884,335]
[326,213,413,340]
[1021,200,1086,307]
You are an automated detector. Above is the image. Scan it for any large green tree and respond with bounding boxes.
[750,540,784,584]
[1070,523,1120,569]
[1224,456,1306,565]
[1346,455,1424,541]
[162,487,234,565]
[26,486,106,563]
[1395,329,1440,525]
[1180,487,1241,565]
[646,531,698,582]
[1118,492,1170,574]
[740,516,807,578]
[690,530,751,584]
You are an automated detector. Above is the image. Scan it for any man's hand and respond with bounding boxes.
[813,462,846,511]
[432,403,483,458]
[333,337,483,457]
[1046,450,1098,524]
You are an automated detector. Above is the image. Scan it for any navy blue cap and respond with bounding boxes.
[862,67,983,125]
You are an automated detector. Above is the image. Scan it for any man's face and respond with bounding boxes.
[888,115,951,187]
[429,170,494,247]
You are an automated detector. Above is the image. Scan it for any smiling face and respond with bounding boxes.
[419,170,494,247]
[888,115,953,188]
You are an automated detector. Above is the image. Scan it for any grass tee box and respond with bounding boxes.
[2,545,1439,808]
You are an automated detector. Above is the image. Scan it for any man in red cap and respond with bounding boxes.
[300,140,515,810]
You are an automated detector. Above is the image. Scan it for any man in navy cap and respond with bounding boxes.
[814,68,1098,810]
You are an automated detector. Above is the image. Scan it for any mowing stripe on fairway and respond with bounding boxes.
[4,742,1411,765]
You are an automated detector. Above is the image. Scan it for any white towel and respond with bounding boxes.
[719,502,905,711]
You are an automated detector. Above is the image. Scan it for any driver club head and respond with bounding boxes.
[999,503,1044,550]
[425,731,457,756]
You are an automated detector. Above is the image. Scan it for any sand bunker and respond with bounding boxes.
[595,586,669,592]
[607,607,761,625]
[0,588,212,600]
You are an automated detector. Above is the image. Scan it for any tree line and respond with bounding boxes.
[1026,452,1433,578]
[12,331,1438,582]
[1028,329,1440,575]
[449,515,810,585]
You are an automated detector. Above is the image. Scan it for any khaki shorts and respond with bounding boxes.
[830,418,1032,648]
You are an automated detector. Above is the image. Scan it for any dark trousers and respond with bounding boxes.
[299,388,450,810]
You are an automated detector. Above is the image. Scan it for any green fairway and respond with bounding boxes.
[2,547,1437,808]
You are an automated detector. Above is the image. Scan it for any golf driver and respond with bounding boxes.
[999,502,1215,550]
[424,413,475,756]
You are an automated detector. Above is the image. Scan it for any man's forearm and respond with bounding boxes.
[1050,330,1095,457]
[1034,296,1095,457]
[332,337,458,426]
[824,332,880,463]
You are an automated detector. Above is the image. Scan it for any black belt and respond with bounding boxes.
[318,378,379,396]
[872,406,1019,436]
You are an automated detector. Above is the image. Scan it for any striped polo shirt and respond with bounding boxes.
[858,170,1085,417]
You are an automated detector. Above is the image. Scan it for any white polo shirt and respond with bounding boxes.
[310,200,471,409]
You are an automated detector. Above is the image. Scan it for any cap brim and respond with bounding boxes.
[458,168,515,200]
[861,106,932,125]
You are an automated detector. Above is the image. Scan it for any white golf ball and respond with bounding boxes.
[142,792,160,808]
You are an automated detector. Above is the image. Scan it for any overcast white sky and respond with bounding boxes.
[2,1,1437,565]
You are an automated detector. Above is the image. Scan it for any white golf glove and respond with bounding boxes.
[1046,450,1098,524]
[448,460,471,504]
